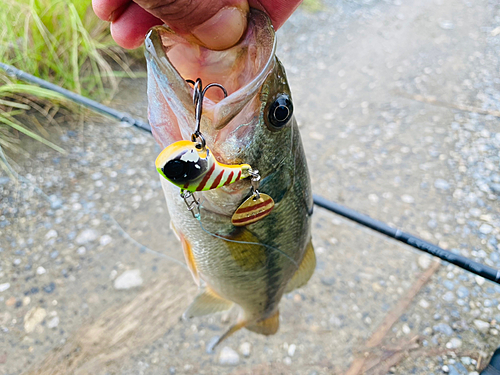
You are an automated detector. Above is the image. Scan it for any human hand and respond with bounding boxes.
[92,0,302,50]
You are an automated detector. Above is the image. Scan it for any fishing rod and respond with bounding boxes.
[0,62,151,132]
[1,62,499,285]
[3,62,500,374]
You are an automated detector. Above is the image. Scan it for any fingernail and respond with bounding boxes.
[192,7,247,50]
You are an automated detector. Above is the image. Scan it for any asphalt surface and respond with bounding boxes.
[1,0,500,374]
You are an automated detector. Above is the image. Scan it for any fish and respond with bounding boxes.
[145,9,315,346]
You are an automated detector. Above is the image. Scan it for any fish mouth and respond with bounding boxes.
[144,9,277,153]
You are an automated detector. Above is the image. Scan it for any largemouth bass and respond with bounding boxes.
[145,9,315,345]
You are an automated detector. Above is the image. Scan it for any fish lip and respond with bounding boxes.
[144,26,193,99]
[144,10,277,131]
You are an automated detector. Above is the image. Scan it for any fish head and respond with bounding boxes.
[146,9,295,214]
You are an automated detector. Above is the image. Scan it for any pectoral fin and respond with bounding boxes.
[284,240,316,294]
[225,228,267,271]
[183,287,233,319]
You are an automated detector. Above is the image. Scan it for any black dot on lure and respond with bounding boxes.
[161,151,208,184]
[162,159,187,181]
[268,94,293,129]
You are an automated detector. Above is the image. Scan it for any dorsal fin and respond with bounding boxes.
[284,239,316,294]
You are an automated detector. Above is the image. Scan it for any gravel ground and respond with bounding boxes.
[1,0,500,374]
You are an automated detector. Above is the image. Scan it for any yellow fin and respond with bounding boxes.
[246,310,280,335]
[225,228,267,271]
[209,310,280,350]
[179,233,200,285]
[284,240,316,293]
[209,320,250,351]
[183,287,233,319]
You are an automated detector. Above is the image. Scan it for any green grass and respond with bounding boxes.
[301,0,325,13]
[0,0,136,176]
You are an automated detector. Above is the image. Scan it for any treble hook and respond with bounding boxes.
[186,78,228,149]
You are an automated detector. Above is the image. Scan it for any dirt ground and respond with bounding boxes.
[1,0,500,374]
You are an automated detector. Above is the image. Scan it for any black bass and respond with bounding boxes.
[145,9,315,345]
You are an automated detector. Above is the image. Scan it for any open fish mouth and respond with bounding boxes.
[144,9,277,156]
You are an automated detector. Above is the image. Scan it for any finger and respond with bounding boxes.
[110,2,163,49]
[92,0,130,21]
[250,0,302,29]
[133,0,249,50]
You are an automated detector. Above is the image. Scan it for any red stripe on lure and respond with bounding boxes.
[155,140,252,192]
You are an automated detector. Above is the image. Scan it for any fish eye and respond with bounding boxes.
[268,94,293,130]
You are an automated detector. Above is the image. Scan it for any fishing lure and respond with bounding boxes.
[155,140,252,192]
[154,78,275,226]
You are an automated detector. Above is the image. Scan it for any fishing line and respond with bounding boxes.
[2,62,500,285]
[104,213,188,269]
[195,214,299,269]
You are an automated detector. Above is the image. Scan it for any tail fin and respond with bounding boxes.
[246,310,279,335]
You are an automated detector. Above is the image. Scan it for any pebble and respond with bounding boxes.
[24,307,46,333]
[434,179,450,190]
[218,346,240,366]
[113,270,143,290]
[47,316,59,329]
[419,299,430,309]
[239,342,252,357]
[460,357,472,366]
[99,235,113,246]
[45,229,58,240]
[446,338,462,349]
[447,364,465,375]
[401,194,415,203]
[0,283,10,293]
[473,319,490,333]
[75,229,99,245]
[456,286,469,299]
[433,323,453,336]
[320,276,336,286]
[288,343,296,357]
[475,276,485,286]
[418,254,432,270]
[439,20,455,30]
[402,324,411,334]
[479,224,493,235]
[442,291,455,302]
[36,266,46,275]
[43,282,56,294]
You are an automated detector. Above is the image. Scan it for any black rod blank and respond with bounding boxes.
[313,195,500,285]
[2,61,499,285]
[0,62,151,132]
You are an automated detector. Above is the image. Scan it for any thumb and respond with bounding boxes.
[135,0,249,50]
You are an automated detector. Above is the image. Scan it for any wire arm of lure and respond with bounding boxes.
[180,190,200,219]
[248,169,261,200]
[186,78,228,149]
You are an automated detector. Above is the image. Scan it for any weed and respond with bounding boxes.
[0,0,135,175]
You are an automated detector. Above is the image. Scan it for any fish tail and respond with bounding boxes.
[211,320,250,349]
[246,310,280,335]
[210,310,280,350]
